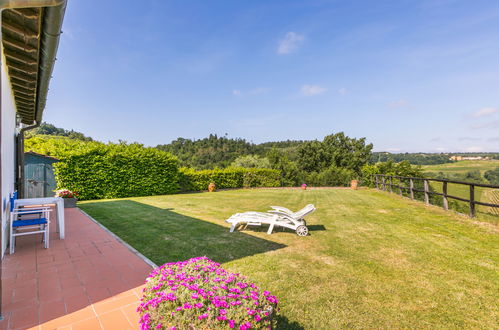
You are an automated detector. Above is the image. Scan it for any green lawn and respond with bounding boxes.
[79,189,499,329]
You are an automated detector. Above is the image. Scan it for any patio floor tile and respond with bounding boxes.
[71,317,102,330]
[98,310,132,329]
[1,207,153,329]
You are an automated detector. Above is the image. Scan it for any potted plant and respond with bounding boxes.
[55,189,78,208]
[350,179,359,190]
[208,182,216,192]
[301,183,307,190]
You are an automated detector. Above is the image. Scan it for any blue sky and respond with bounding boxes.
[44,0,499,152]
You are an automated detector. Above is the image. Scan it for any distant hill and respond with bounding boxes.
[27,122,93,141]
[372,152,499,165]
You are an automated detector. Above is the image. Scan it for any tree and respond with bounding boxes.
[484,167,499,185]
[231,155,271,168]
[462,170,485,184]
[297,132,373,173]
[267,148,300,186]
[28,122,93,141]
[360,160,423,186]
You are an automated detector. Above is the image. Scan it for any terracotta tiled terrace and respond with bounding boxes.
[1,208,154,330]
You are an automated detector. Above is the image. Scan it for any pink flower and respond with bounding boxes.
[229,320,235,328]
[240,322,252,330]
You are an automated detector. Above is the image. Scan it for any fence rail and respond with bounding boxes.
[373,174,499,218]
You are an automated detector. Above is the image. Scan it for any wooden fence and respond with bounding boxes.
[373,174,499,218]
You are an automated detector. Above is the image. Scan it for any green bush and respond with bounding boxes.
[361,160,423,187]
[179,167,280,191]
[484,167,499,185]
[304,166,355,187]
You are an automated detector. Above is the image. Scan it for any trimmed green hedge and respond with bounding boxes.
[54,143,179,200]
[179,167,281,191]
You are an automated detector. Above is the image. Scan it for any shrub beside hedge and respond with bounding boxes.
[138,257,278,329]
[54,143,179,200]
[179,168,281,192]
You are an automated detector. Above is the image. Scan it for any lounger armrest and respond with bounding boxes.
[267,210,294,219]
[269,206,293,214]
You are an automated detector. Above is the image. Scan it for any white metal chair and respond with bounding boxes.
[9,193,51,254]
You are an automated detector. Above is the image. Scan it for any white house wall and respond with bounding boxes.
[1,49,18,258]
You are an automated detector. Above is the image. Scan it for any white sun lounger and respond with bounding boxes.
[226,204,316,236]
[268,204,315,225]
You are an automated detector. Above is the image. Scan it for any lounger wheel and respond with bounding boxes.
[295,225,308,236]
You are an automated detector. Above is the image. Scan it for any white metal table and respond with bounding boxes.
[14,197,65,239]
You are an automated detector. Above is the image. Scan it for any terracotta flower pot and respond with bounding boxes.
[208,182,216,192]
[350,180,359,190]
[301,184,307,190]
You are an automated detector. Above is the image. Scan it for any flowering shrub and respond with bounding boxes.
[55,189,78,199]
[138,257,279,329]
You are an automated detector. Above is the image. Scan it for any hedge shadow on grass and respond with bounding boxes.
[79,200,287,265]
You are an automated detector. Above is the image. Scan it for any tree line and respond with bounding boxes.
[33,123,499,188]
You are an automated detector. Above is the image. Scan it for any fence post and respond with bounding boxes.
[375,175,379,189]
[389,176,393,193]
[424,179,429,205]
[409,179,414,200]
[442,181,449,210]
[398,178,403,196]
[469,185,475,218]
[382,176,386,191]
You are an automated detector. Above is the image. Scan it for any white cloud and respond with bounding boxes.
[435,147,446,152]
[389,99,409,108]
[471,107,497,118]
[386,148,401,152]
[232,90,242,96]
[301,85,326,96]
[277,32,305,54]
[338,88,348,95]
